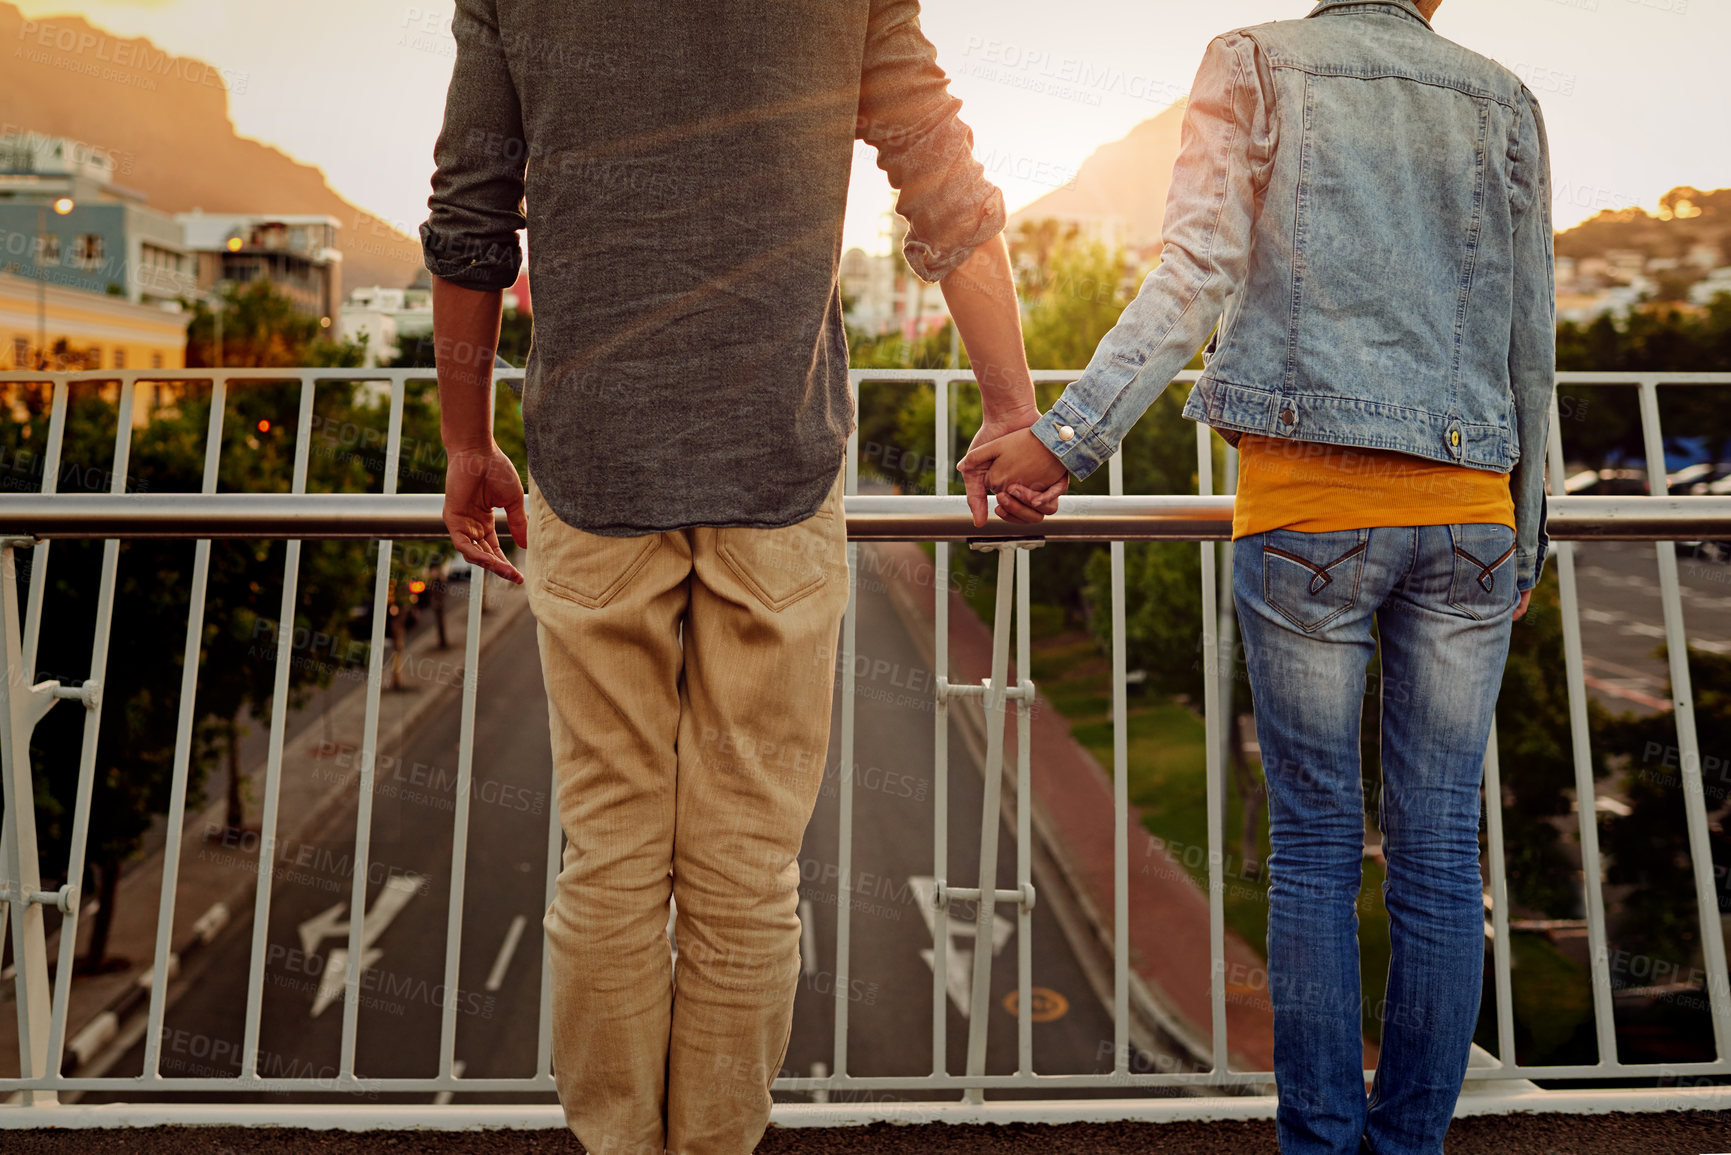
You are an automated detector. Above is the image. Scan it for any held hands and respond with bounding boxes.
[443,444,529,584]
[958,425,1070,528]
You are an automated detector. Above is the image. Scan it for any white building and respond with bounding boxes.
[340,284,437,365]
[839,247,949,340]
[1688,267,1731,308]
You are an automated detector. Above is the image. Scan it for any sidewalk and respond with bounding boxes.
[870,540,1282,1074]
[1,566,532,1078]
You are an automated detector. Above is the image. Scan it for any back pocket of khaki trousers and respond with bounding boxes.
[717,505,838,613]
[536,500,662,610]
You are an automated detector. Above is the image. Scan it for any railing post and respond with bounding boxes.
[1,535,57,1105]
[961,539,1040,1100]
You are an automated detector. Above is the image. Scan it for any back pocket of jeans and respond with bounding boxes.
[1446,523,1518,620]
[1261,528,1369,633]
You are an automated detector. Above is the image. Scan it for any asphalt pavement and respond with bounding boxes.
[1572,540,1731,716]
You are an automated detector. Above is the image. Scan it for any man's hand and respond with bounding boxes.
[958,427,1070,526]
[444,444,529,584]
[1513,588,1533,622]
[960,412,1066,527]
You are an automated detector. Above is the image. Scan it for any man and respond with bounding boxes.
[421,2,1060,1152]
[966,2,1553,1152]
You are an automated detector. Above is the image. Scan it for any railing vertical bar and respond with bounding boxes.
[536,796,561,1080]
[1217,447,1238,793]
[2,539,54,1101]
[1015,547,1032,1077]
[240,374,318,1077]
[1481,719,1518,1067]
[1108,450,1128,1077]
[831,376,862,1081]
[964,546,1016,1098]
[339,377,406,1078]
[136,378,227,1077]
[437,572,486,1079]
[23,376,137,1096]
[1196,423,1228,1074]
[1546,393,1619,1069]
[27,377,72,1079]
[21,379,68,677]
[1635,379,1731,1058]
[932,375,952,1077]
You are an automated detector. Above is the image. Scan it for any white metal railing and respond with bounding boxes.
[1,368,1729,1128]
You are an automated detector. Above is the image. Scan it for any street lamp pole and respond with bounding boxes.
[34,204,45,370]
[33,196,75,371]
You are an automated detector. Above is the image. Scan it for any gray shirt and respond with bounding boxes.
[421,0,1006,535]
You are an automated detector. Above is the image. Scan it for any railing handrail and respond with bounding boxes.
[2,493,1729,542]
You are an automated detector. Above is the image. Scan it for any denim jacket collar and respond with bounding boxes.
[1307,1,1432,29]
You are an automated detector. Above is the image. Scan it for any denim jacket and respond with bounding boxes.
[1031,0,1556,590]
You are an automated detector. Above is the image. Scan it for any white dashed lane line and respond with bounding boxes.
[484,914,529,993]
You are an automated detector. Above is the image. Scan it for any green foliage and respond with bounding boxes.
[390,307,535,371]
[1554,293,1731,465]
[1491,572,1611,918]
[1083,543,1203,699]
[1013,221,1135,372]
[1599,646,1731,966]
[3,276,443,965]
[185,279,370,369]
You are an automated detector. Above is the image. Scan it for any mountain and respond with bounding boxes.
[1007,101,1187,250]
[1553,187,1730,263]
[0,2,423,291]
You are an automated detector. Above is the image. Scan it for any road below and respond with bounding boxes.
[81,548,1137,1106]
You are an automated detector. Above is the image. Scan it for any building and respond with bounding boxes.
[178,210,343,322]
[0,132,197,311]
[839,246,953,341]
[0,269,186,371]
[339,284,435,365]
[1688,267,1731,308]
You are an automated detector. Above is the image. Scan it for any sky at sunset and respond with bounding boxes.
[14,0,1727,258]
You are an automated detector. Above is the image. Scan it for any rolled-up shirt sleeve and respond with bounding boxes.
[420,0,527,291]
[857,0,1005,283]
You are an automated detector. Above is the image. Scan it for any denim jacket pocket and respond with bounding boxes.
[1261,528,1370,633]
[1446,523,1519,620]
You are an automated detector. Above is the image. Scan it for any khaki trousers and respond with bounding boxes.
[526,468,849,1155]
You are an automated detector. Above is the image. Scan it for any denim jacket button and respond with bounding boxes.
[1057,425,1075,442]
[1279,408,1296,427]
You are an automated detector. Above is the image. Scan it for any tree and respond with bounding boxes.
[389,307,534,371]
[185,279,369,370]
[1554,292,1731,469]
[1491,573,1611,919]
[1600,646,1731,966]
[3,280,379,969]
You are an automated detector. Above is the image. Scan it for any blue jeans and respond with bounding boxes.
[1233,524,1518,1155]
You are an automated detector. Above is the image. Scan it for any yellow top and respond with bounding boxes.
[1231,434,1515,539]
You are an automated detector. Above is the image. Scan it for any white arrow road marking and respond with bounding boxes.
[809,1060,829,1104]
[298,873,423,1018]
[433,1059,466,1106]
[297,902,347,959]
[485,914,528,993]
[799,899,817,976]
[908,876,1012,1018]
[311,947,382,1018]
